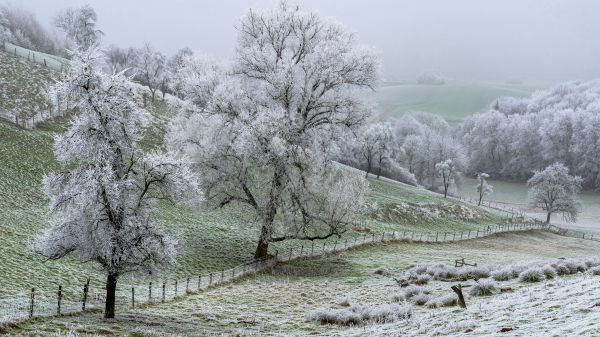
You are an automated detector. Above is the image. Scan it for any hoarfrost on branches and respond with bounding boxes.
[168,2,379,258]
[37,45,201,318]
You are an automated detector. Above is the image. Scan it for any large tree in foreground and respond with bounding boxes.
[36,46,200,318]
[527,163,582,223]
[169,3,378,258]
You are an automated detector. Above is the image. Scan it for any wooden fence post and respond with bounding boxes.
[209,273,213,286]
[175,279,178,296]
[221,270,224,283]
[57,285,62,315]
[149,282,153,302]
[162,283,166,303]
[451,284,467,309]
[198,275,202,291]
[29,288,35,318]
[435,232,439,242]
[82,279,89,311]
[311,241,315,255]
[131,287,135,309]
[300,244,304,256]
[187,278,190,293]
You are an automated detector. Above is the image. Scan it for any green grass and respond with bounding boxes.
[456,177,600,233]
[0,50,57,124]
[372,79,551,123]
[7,231,600,336]
[0,113,501,301]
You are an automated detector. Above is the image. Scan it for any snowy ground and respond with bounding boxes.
[5,231,600,336]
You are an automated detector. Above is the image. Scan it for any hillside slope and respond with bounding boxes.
[0,116,504,299]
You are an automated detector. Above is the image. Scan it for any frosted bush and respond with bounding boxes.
[541,265,557,279]
[491,268,515,281]
[308,303,412,326]
[469,278,497,296]
[584,257,600,268]
[587,266,600,276]
[466,267,491,279]
[519,267,546,283]
[415,274,431,285]
[425,293,458,308]
[411,292,433,306]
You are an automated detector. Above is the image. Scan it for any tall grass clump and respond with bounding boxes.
[308,303,412,326]
[469,278,497,296]
[519,267,546,283]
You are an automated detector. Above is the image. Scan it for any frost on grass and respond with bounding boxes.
[469,278,497,296]
[407,257,600,286]
[425,293,458,308]
[518,267,546,283]
[307,303,412,326]
[588,266,600,276]
[392,284,432,303]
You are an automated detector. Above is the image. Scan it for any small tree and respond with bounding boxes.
[359,123,394,179]
[475,172,493,206]
[36,46,200,318]
[436,159,457,198]
[527,163,582,223]
[135,43,166,103]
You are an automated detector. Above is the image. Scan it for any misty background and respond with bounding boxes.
[9,0,600,81]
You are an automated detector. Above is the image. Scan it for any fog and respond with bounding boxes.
[13,0,600,81]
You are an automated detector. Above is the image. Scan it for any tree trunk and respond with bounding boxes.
[104,273,118,318]
[254,218,273,258]
[546,211,552,224]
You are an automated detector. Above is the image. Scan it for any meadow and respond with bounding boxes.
[6,231,600,336]
[372,80,550,123]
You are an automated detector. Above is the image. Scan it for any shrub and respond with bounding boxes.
[551,262,571,276]
[415,274,431,285]
[403,285,431,299]
[519,267,546,283]
[587,266,600,276]
[426,293,458,308]
[469,278,497,296]
[308,303,412,326]
[491,268,514,281]
[410,292,433,306]
[584,257,600,268]
[467,267,491,280]
[541,265,557,279]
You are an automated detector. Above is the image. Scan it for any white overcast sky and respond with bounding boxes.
[10,0,600,81]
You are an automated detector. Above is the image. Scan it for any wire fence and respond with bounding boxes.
[1,195,595,325]
[3,42,68,72]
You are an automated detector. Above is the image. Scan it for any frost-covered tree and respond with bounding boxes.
[134,44,167,103]
[54,5,102,51]
[357,122,394,178]
[435,159,457,198]
[168,2,378,258]
[166,47,193,98]
[527,163,582,223]
[417,69,446,85]
[36,46,200,318]
[461,80,600,188]
[105,45,138,76]
[475,172,493,206]
[0,4,64,55]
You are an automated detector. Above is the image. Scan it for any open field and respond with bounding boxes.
[5,231,600,336]
[457,177,600,233]
[373,80,551,123]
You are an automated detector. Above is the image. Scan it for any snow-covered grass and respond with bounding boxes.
[6,231,600,336]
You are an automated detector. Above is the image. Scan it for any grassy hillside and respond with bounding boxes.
[373,80,551,123]
[0,50,57,126]
[0,117,503,299]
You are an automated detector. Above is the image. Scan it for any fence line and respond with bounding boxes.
[3,42,68,72]
[1,196,594,325]
[275,222,551,264]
